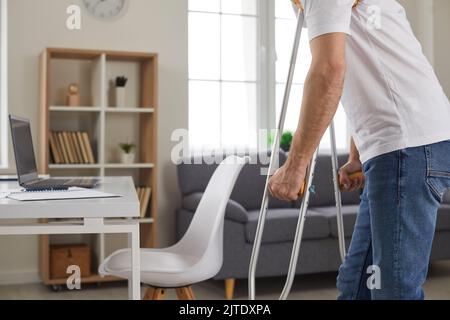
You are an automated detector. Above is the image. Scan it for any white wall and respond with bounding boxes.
[398,0,419,32]
[398,0,434,63]
[398,0,450,97]
[434,0,450,96]
[0,0,188,283]
[0,0,7,169]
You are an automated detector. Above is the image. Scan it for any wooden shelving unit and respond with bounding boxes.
[38,48,158,288]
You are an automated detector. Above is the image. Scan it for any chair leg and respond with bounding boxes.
[143,287,166,300]
[225,278,235,300]
[175,286,196,300]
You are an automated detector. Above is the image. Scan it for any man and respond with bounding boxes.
[268,0,450,300]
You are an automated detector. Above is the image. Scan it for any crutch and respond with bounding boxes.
[248,8,362,301]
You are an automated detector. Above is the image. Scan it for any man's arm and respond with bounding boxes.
[349,137,360,162]
[268,33,347,201]
[288,33,347,170]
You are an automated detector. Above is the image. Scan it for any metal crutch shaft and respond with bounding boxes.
[248,11,305,301]
[279,148,319,300]
[330,120,347,262]
[280,121,350,300]
[279,122,350,299]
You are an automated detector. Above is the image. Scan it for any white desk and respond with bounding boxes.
[0,177,141,300]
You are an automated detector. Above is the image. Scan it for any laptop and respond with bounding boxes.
[9,115,99,191]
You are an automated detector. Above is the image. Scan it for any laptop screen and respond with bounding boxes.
[9,115,39,184]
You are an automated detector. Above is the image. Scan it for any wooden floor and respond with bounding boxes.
[1,261,450,300]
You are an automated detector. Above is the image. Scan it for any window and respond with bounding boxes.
[188,0,259,152]
[188,0,349,153]
[0,0,7,168]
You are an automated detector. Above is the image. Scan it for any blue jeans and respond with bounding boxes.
[337,140,450,300]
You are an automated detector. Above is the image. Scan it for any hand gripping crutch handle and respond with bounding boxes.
[298,171,363,195]
[248,11,305,301]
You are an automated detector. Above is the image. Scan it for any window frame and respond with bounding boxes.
[0,0,7,168]
[187,1,262,153]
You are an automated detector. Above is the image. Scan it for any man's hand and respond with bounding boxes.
[268,162,307,201]
[339,159,364,192]
[291,0,303,10]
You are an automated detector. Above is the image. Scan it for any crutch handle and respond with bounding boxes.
[340,171,364,190]
[298,171,364,196]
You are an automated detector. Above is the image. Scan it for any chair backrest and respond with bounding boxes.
[173,156,248,260]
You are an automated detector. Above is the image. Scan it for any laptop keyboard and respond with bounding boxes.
[24,178,99,191]
[25,179,71,191]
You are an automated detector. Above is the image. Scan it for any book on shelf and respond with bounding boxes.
[68,132,80,163]
[82,132,96,164]
[76,132,89,164]
[56,132,69,164]
[69,132,80,163]
[62,132,75,164]
[48,132,62,164]
[136,187,152,219]
[49,131,96,165]
[71,132,83,164]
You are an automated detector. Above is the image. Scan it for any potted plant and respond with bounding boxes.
[115,76,128,107]
[267,131,294,152]
[280,131,293,152]
[119,141,136,164]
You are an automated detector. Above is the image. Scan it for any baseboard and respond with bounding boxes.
[0,269,41,285]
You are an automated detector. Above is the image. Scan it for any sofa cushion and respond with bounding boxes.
[313,205,359,238]
[245,209,331,244]
[442,190,450,205]
[182,192,249,223]
[295,154,361,208]
[177,152,292,211]
[437,205,450,232]
[177,156,218,196]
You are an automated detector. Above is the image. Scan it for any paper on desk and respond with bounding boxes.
[7,188,121,202]
[7,188,121,201]
[0,189,22,199]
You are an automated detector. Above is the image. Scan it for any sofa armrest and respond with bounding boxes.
[181,192,249,223]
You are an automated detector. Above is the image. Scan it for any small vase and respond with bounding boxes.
[121,153,135,164]
[67,94,80,107]
[115,87,126,108]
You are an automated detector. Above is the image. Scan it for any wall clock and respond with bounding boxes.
[83,0,128,20]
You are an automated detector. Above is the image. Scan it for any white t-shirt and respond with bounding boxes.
[296,0,450,163]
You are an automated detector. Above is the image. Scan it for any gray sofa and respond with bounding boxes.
[176,152,450,299]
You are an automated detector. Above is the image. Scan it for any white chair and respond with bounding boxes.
[99,155,249,300]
